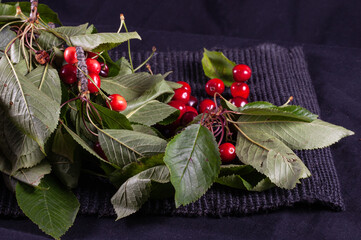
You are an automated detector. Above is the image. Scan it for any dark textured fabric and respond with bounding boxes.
[0,44,344,218]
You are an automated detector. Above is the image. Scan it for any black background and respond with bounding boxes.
[1,0,361,239]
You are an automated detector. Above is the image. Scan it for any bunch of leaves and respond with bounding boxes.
[0,2,354,239]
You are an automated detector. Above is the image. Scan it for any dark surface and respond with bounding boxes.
[1,0,361,239]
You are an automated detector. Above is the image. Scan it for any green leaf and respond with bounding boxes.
[38,23,88,50]
[236,129,311,189]
[132,124,159,136]
[91,102,132,130]
[16,175,79,239]
[26,65,62,104]
[117,57,132,76]
[166,81,182,90]
[122,78,175,115]
[0,57,59,156]
[0,27,16,58]
[101,72,164,102]
[239,101,318,122]
[99,129,167,168]
[111,165,169,220]
[109,153,165,188]
[70,32,141,52]
[237,116,355,150]
[202,48,236,87]
[126,100,177,126]
[164,124,221,207]
[15,2,62,25]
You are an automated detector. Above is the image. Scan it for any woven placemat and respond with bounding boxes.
[0,44,344,218]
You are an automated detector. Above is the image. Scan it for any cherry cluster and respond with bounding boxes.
[167,64,252,163]
[59,47,127,111]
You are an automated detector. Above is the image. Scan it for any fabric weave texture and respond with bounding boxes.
[0,44,344,218]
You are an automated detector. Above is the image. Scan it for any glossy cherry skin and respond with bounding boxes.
[168,100,187,120]
[64,47,78,64]
[59,64,77,84]
[186,95,198,108]
[205,78,225,96]
[181,111,198,126]
[87,73,101,93]
[86,58,101,75]
[185,106,198,115]
[230,82,250,98]
[87,51,99,59]
[230,97,248,108]
[199,99,216,113]
[219,143,236,163]
[106,94,127,111]
[93,142,108,161]
[232,64,251,82]
[172,88,190,103]
[177,81,191,93]
[99,63,109,77]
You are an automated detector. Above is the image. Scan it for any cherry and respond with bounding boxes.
[181,111,198,126]
[219,143,236,163]
[230,82,250,99]
[232,64,251,82]
[87,51,99,59]
[93,142,108,161]
[87,73,101,93]
[64,47,78,64]
[186,96,198,108]
[86,58,101,75]
[199,99,216,113]
[99,62,109,77]
[172,88,190,103]
[167,100,187,120]
[177,81,191,93]
[59,64,77,84]
[185,106,198,115]
[205,78,225,96]
[230,97,248,108]
[107,94,127,111]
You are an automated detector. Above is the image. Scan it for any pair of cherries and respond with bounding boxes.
[60,47,126,112]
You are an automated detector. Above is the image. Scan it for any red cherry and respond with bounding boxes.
[87,73,101,93]
[205,78,225,96]
[230,97,248,108]
[93,142,108,161]
[181,111,198,126]
[177,81,191,93]
[185,106,198,115]
[107,94,127,111]
[230,82,250,98]
[172,88,190,103]
[64,47,77,64]
[199,99,216,113]
[59,64,77,84]
[186,96,198,108]
[86,58,101,75]
[219,143,236,163]
[87,52,99,59]
[232,64,251,82]
[167,100,187,120]
[99,62,109,77]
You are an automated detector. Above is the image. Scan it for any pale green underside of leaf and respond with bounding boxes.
[0,57,60,150]
[37,23,88,50]
[0,27,16,58]
[16,176,80,239]
[126,100,177,126]
[26,65,62,104]
[101,72,164,102]
[237,116,354,150]
[236,129,311,189]
[202,48,236,87]
[111,165,170,220]
[99,129,167,168]
[122,78,175,115]
[216,175,274,192]
[70,32,141,52]
[164,124,221,207]
[132,124,158,136]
